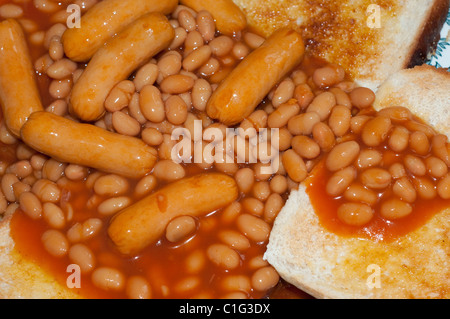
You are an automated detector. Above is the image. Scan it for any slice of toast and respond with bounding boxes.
[264,65,450,299]
[232,0,449,91]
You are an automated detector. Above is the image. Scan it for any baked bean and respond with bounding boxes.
[325,141,360,172]
[198,57,220,76]
[112,111,141,136]
[169,27,187,50]
[94,174,129,196]
[65,164,88,181]
[404,120,436,138]
[241,197,264,216]
[45,58,76,80]
[377,106,413,122]
[41,159,66,182]
[140,85,166,123]
[404,154,426,176]
[0,191,6,215]
[350,115,372,134]
[207,243,240,269]
[98,196,132,216]
[274,127,292,151]
[392,176,417,203]
[178,9,196,32]
[355,149,382,169]
[184,30,204,55]
[0,4,23,18]
[42,202,65,229]
[329,87,352,108]
[252,181,271,202]
[389,162,407,179]
[105,80,135,112]
[221,201,242,224]
[196,10,215,41]
[272,78,295,107]
[293,83,314,110]
[409,131,430,155]
[166,215,197,242]
[209,35,234,56]
[431,134,450,166]
[192,78,212,111]
[425,156,448,178]
[6,160,32,178]
[388,126,409,152]
[360,168,392,189]
[282,149,308,183]
[221,275,251,294]
[437,173,450,199]
[312,122,335,152]
[306,92,336,121]
[69,243,95,274]
[134,63,158,91]
[184,45,212,72]
[269,175,288,194]
[232,41,250,60]
[19,191,42,220]
[134,175,158,198]
[218,230,251,251]
[263,193,284,223]
[380,198,412,220]
[361,116,392,147]
[46,99,68,116]
[91,267,125,291]
[31,178,61,203]
[237,213,270,242]
[343,183,378,205]
[291,135,320,159]
[326,166,357,197]
[160,74,195,94]
[287,112,321,136]
[267,101,300,128]
[141,127,164,146]
[337,202,374,226]
[126,276,152,299]
[158,52,182,78]
[165,95,188,125]
[412,176,437,199]
[66,218,102,243]
[41,229,69,257]
[328,105,351,137]
[349,87,375,109]
[153,159,186,181]
[48,78,72,99]
[251,266,280,292]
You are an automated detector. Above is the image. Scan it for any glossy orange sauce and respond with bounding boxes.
[306,143,450,242]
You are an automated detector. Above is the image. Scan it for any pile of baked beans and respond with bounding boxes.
[0,0,449,299]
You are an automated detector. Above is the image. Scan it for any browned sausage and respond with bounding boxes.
[20,111,157,179]
[206,28,305,126]
[0,19,43,137]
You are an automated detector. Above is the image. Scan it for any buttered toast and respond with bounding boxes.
[264,65,450,299]
[232,0,449,91]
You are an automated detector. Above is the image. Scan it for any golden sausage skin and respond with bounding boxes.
[108,173,239,255]
[206,28,305,126]
[0,19,43,137]
[69,12,175,122]
[180,0,247,35]
[62,0,178,62]
[20,111,157,179]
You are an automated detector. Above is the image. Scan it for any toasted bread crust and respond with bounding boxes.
[232,0,449,90]
[407,0,449,68]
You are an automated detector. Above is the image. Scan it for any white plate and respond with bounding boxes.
[426,8,450,69]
